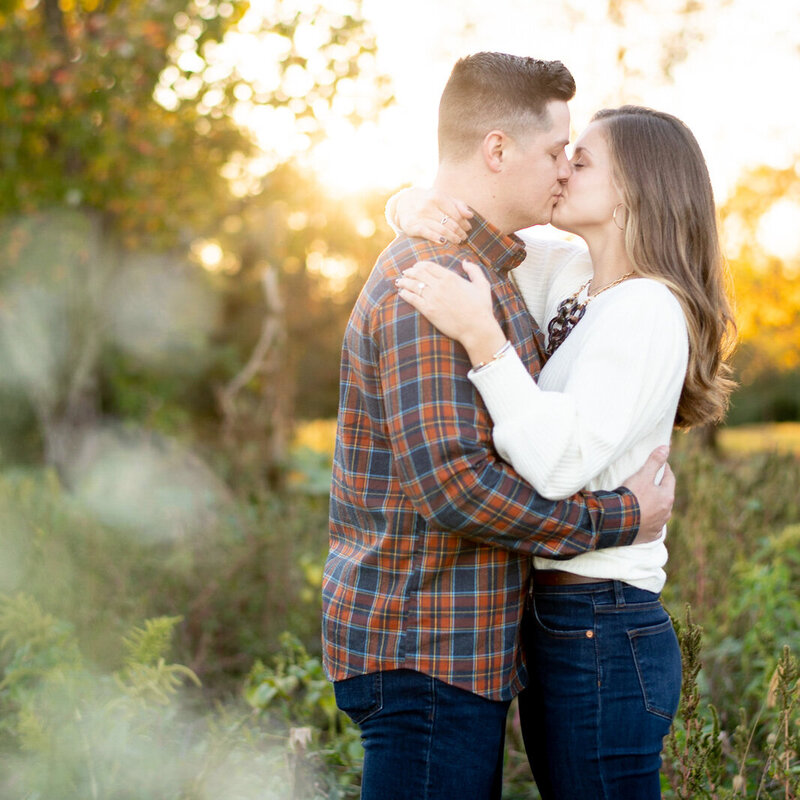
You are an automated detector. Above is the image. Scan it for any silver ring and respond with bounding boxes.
[418,281,426,295]
[440,215,449,225]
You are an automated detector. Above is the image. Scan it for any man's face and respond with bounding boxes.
[551,120,621,235]
[499,100,572,230]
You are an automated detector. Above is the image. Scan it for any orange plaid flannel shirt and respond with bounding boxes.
[322,214,640,700]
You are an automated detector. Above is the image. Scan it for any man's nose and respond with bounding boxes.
[557,155,572,182]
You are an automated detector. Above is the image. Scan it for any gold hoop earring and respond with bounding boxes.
[612,203,626,231]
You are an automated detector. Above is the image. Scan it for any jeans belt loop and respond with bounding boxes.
[613,579,626,608]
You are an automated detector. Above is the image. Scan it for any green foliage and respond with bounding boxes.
[728,365,800,424]
[123,616,187,668]
[0,596,318,799]
[0,0,395,480]
[245,633,364,798]
[0,604,360,798]
[707,525,800,717]
[0,0,246,247]
[662,608,800,800]
[0,0,389,248]
[0,596,205,798]
[655,439,800,798]
[664,606,726,798]
[0,442,797,797]
[116,616,203,707]
[287,445,335,495]
[762,646,800,796]
[664,439,800,618]
[0,593,83,699]
[0,464,330,689]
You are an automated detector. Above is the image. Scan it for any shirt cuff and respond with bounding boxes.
[591,487,641,548]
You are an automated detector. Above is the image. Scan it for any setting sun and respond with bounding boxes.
[225,0,800,206]
[757,199,800,264]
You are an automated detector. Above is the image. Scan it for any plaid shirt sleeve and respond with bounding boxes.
[374,282,640,557]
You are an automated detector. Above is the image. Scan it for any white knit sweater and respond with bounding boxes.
[469,233,689,592]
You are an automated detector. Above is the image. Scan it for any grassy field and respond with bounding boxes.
[1,420,795,798]
[718,421,800,455]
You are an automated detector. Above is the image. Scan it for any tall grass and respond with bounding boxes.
[0,426,797,797]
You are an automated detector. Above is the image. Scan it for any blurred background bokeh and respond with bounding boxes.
[0,1,798,797]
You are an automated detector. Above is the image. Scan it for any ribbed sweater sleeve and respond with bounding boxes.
[469,279,689,499]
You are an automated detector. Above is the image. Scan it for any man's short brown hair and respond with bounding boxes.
[438,52,576,162]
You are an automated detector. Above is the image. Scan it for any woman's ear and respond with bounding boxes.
[481,130,507,173]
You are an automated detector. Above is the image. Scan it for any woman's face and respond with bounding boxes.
[551,121,623,236]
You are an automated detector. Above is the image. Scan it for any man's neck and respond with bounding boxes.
[434,162,519,237]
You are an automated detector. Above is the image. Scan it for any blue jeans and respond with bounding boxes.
[333,668,511,800]
[518,580,682,799]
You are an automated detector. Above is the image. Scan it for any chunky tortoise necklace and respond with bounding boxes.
[545,271,636,357]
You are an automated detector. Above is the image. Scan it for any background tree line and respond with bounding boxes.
[0,0,392,485]
[1,0,797,481]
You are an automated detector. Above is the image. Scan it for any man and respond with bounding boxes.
[322,52,674,800]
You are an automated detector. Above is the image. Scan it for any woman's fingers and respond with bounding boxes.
[395,262,496,346]
[403,214,467,245]
[402,261,456,286]
[396,262,483,310]
[395,274,439,297]
[396,187,472,244]
[395,276,466,341]
[460,260,488,285]
[437,205,470,240]
[437,220,466,245]
[395,268,456,308]
[439,207,471,240]
[397,287,424,311]
[454,199,474,223]
[408,221,463,246]
[416,197,470,242]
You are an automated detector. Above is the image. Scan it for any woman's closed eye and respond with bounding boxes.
[572,161,585,170]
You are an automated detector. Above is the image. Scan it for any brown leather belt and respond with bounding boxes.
[533,570,612,587]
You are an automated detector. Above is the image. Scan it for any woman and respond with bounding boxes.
[392,106,736,798]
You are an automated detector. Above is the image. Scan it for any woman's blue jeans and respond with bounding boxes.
[518,580,682,799]
[333,668,510,800]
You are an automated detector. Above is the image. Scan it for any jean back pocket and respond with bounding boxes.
[628,619,682,720]
[333,671,383,725]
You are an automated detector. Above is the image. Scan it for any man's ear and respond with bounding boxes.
[481,130,507,173]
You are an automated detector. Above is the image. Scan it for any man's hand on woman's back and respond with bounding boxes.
[623,446,675,543]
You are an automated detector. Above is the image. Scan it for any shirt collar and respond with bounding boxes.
[464,211,527,273]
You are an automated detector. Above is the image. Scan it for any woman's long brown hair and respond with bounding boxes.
[593,105,737,428]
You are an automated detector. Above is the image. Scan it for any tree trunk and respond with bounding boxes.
[693,422,720,453]
[216,266,292,487]
[41,0,68,52]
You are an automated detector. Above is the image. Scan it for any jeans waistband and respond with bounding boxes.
[531,578,661,606]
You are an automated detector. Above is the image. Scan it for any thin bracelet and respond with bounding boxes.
[471,339,512,373]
